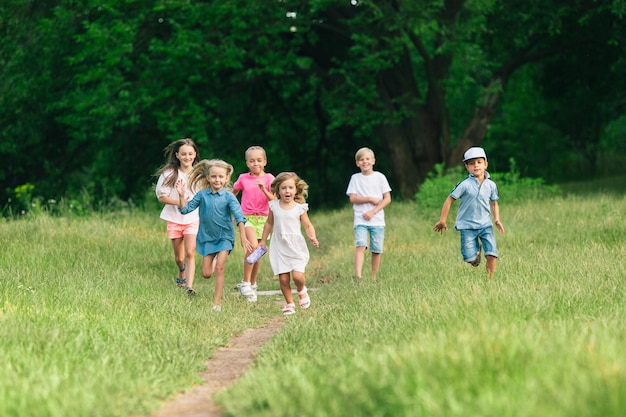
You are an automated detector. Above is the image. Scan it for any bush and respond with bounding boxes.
[414,159,561,210]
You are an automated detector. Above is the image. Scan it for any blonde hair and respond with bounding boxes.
[355,147,375,160]
[271,172,309,204]
[187,159,235,192]
[245,145,267,160]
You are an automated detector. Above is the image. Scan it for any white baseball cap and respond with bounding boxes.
[463,147,487,162]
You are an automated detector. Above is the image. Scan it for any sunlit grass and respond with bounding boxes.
[1,179,625,417]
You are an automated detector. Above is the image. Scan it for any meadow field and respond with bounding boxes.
[1,177,625,417]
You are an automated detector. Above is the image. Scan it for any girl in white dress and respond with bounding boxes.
[260,172,319,315]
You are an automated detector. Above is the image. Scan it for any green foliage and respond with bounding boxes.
[0,0,625,210]
[1,184,135,219]
[413,163,466,210]
[414,159,562,211]
[0,211,276,417]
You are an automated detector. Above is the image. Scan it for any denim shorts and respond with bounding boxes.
[459,226,498,262]
[354,225,385,253]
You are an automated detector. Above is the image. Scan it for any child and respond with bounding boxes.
[260,172,319,315]
[346,147,392,282]
[233,146,276,302]
[154,138,200,290]
[176,159,252,311]
[433,146,505,277]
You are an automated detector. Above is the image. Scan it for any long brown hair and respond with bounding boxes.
[154,138,200,188]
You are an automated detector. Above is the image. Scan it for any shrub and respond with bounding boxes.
[414,158,561,211]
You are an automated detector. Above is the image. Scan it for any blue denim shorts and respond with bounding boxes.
[459,226,498,262]
[354,225,385,253]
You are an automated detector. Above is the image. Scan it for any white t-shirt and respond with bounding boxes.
[155,169,199,224]
[346,171,391,227]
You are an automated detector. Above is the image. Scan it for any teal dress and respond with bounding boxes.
[180,188,246,256]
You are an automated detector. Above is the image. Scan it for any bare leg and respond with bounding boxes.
[486,255,497,277]
[279,272,294,305]
[213,251,229,306]
[171,237,185,280]
[292,271,306,294]
[250,260,262,286]
[371,252,382,281]
[354,246,366,279]
[183,234,196,289]
[242,227,259,284]
[202,254,216,279]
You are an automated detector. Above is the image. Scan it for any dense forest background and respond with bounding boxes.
[1,0,625,212]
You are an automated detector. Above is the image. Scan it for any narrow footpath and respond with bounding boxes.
[152,315,285,417]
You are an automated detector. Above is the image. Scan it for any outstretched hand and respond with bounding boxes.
[433,221,448,234]
[175,178,185,196]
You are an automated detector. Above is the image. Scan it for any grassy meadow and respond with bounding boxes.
[1,177,625,417]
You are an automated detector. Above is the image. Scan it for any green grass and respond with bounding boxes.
[1,179,625,417]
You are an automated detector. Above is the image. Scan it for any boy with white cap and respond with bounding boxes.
[433,147,505,277]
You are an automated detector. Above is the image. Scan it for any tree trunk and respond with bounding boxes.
[447,77,505,165]
[373,48,441,198]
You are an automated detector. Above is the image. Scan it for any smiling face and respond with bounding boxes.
[176,144,197,172]
[277,178,297,203]
[245,149,267,176]
[464,157,488,179]
[355,150,376,175]
[208,165,229,191]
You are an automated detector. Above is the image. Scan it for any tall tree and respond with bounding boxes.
[283,0,626,196]
[1,0,624,208]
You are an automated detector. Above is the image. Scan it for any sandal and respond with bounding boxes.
[297,287,311,309]
[176,263,187,287]
[282,303,296,315]
[186,287,197,296]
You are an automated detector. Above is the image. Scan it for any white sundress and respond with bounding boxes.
[268,199,310,275]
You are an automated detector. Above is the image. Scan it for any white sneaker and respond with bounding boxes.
[235,280,246,289]
[239,282,253,296]
[212,305,221,312]
[248,288,258,302]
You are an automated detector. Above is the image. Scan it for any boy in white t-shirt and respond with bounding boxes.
[346,147,392,282]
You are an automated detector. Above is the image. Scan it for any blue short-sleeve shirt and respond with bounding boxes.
[450,172,499,230]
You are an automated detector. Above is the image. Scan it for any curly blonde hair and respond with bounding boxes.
[187,159,235,192]
[270,172,309,204]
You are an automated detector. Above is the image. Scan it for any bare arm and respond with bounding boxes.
[237,221,253,252]
[175,179,187,210]
[349,194,380,205]
[300,212,319,248]
[349,191,392,222]
[433,196,455,234]
[491,200,505,234]
[157,195,180,206]
[257,180,277,200]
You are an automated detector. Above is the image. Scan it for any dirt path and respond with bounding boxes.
[152,315,285,417]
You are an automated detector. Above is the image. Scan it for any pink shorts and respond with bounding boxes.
[166,221,199,239]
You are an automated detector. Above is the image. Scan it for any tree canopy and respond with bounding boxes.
[1,0,625,211]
